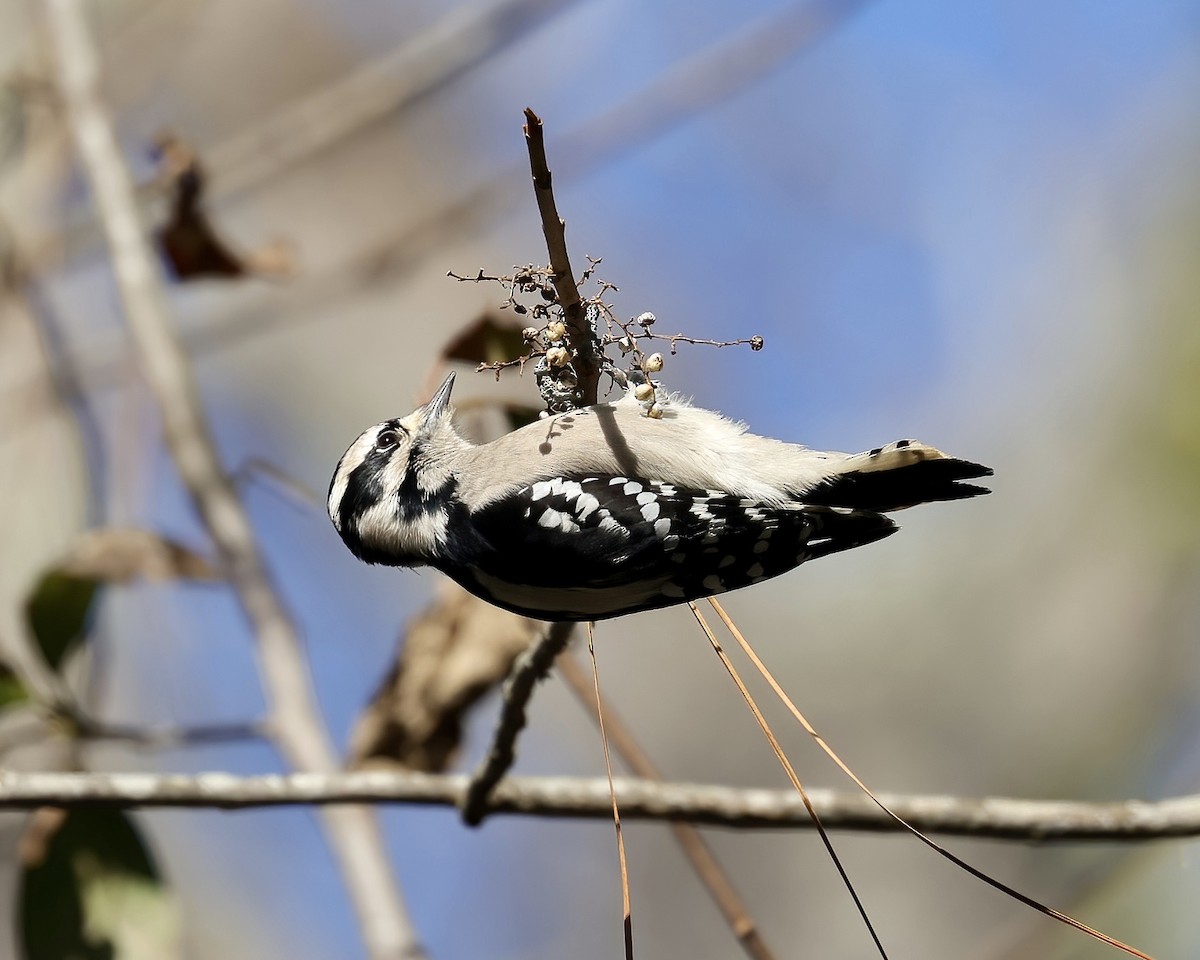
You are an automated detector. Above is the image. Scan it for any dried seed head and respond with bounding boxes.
[617,336,634,354]
[521,326,539,342]
[643,352,664,373]
[634,382,654,401]
[646,402,664,419]
[750,335,764,351]
[636,311,656,328]
[546,320,566,342]
[546,346,570,368]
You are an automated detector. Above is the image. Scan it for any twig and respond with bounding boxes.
[460,620,575,825]
[635,332,765,355]
[586,624,634,959]
[231,457,323,511]
[43,4,424,957]
[688,603,888,958]
[73,718,268,749]
[523,108,601,405]
[705,598,1154,960]
[0,769,1195,839]
[557,651,778,960]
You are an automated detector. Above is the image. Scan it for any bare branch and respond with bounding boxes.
[43,3,423,956]
[636,332,765,355]
[74,719,268,749]
[460,621,575,824]
[523,108,601,405]
[0,769,1195,841]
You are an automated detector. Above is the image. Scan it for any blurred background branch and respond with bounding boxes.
[42,0,423,956]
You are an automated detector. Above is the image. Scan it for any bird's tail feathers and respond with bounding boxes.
[805,440,992,512]
[802,506,898,560]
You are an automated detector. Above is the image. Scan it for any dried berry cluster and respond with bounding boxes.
[448,260,763,417]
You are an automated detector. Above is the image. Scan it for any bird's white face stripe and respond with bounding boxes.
[328,425,392,530]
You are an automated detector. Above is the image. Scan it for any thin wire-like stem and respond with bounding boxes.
[687,603,888,959]
[705,598,1155,960]
[556,652,777,960]
[587,623,633,959]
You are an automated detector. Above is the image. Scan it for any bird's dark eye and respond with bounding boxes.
[376,429,400,451]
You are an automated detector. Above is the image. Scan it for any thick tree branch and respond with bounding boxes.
[43,3,422,957]
[0,769,1196,841]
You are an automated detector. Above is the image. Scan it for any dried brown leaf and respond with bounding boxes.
[55,528,219,583]
[440,311,527,366]
[350,581,539,771]
[153,133,293,281]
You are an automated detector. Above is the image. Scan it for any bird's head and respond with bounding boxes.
[327,372,467,566]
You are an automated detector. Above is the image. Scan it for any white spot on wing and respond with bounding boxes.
[640,500,660,522]
[654,518,671,538]
[575,493,600,521]
[623,481,643,495]
[531,481,552,501]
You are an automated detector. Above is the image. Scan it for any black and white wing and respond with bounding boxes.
[441,475,897,621]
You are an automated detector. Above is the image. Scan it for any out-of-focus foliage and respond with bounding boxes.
[24,530,217,673]
[25,573,96,675]
[19,808,178,960]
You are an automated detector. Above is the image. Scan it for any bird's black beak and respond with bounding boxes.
[422,372,456,425]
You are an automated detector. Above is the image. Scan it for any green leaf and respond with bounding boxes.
[20,808,178,960]
[0,660,29,709]
[24,529,219,674]
[24,572,97,673]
